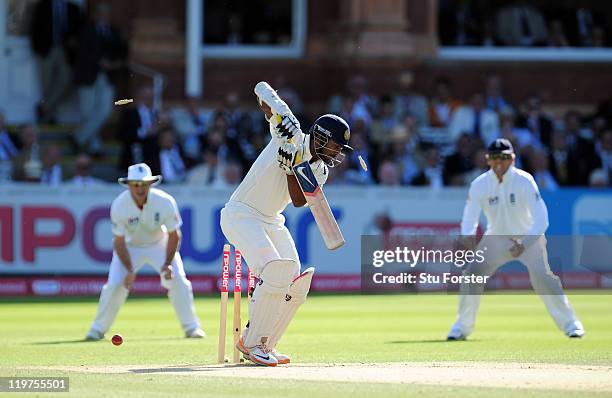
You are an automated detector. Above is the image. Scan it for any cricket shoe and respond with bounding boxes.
[446,329,467,341]
[270,349,291,364]
[248,345,278,367]
[236,336,250,356]
[85,329,104,341]
[567,329,585,338]
[185,328,206,338]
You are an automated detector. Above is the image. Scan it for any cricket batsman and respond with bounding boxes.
[447,139,585,340]
[220,109,351,366]
[85,163,205,340]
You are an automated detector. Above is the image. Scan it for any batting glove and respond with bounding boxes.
[271,113,301,141]
[277,141,302,174]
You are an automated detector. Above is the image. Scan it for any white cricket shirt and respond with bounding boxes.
[228,129,328,219]
[461,166,549,241]
[111,188,183,247]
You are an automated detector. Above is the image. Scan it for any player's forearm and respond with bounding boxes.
[522,202,549,248]
[113,237,133,272]
[164,230,181,265]
[287,174,306,207]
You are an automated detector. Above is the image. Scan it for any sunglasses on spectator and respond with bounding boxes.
[487,153,513,161]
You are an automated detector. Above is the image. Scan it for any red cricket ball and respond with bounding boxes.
[111,334,123,346]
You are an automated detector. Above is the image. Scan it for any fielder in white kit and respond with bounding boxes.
[85,163,205,340]
[447,139,585,340]
[221,110,351,366]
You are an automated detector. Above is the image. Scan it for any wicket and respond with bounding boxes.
[218,243,254,364]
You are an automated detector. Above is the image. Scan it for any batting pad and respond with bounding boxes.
[267,267,315,348]
[244,259,296,347]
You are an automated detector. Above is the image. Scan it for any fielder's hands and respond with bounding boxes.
[123,271,136,290]
[161,264,174,280]
[271,114,301,141]
[509,238,525,258]
[277,141,302,174]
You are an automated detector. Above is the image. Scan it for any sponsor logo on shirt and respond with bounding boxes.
[128,217,139,225]
[488,196,499,206]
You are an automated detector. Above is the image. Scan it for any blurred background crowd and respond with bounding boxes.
[0,0,611,190]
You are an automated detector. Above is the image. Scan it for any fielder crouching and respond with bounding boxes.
[221,111,352,366]
[85,163,205,341]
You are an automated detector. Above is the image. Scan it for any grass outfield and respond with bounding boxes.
[1,292,611,397]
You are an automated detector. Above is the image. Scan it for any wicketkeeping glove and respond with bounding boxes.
[271,113,301,141]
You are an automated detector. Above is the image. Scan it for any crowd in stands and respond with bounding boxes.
[1,1,611,190]
[1,70,612,189]
[439,0,609,48]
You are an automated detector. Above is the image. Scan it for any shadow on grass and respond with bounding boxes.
[129,364,258,373]
[385,339,467,344]
[30,339,93,345]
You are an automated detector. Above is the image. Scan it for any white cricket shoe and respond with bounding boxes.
[85,329,104,341]
[446,329,467,341]
[248,345,278,367]
[185,328,206,338]
[236,336,249,355]
[567,329,585,338]
[270,349,291,364]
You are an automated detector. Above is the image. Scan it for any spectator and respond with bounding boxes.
[496,1,548,46]
[153,129,187,184]
[516,94,554,148]
[484,74,511,113]
[563,3,604,47]
[117,86,166,170]
[411,144,444,189]
[74,2,127,155]
[370,95,399,146]
[443,133,474,186]
[377,160,401,187]
[389,124,421,185]
[171,95,211,161]
[428,77,462,128]
[220,161,243,189]
[591,26,606,47]
[595,130,612,184]
[67,153,105,186]
[453,0,482,45]
[548,130,571,186]
[29,0,82,122]
[564,110,601,185]
[40,144,63,185]
[186,146,225,187]
[530,149,559,190]
[449,93,500,145]
[548,19,570,47]
[329,75,376,125]
[0,112,19,162]
[392,71,429,127]
[464,148,488,184]
[12,125,42,182]
[589,169,609,187]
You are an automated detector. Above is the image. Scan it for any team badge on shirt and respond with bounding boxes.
[155,212,160,223]
[510,193,516,205]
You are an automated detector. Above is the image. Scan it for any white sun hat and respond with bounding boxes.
[118,163,162,186]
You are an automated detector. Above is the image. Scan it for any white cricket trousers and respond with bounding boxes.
[89,236,200,335]
[452,235,583,336]
[219,202,300,279]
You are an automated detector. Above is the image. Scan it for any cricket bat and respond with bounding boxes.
[293,161,345,250]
